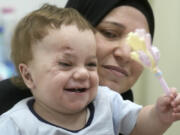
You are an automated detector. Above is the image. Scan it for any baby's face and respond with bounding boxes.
[23,25,98,114]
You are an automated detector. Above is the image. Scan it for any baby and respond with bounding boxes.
[0,4,180,135]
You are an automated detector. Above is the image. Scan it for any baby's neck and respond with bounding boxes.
[53,109,88,130]
[34,102,88,130]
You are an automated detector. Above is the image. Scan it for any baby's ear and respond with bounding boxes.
[19,63,34,89]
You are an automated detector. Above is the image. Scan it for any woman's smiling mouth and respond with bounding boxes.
[102,65,129,77]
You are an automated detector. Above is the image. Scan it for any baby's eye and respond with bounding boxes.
[87,62,97,67]
[86,62,97,71]
[58,62,71,67]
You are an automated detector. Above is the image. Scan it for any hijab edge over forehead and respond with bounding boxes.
[118,0,154,38]
[65,0,155,39]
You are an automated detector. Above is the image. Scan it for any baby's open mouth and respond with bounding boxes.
[64,88,87,93]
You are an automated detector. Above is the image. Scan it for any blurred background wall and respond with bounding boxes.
[0,0,179,134]
[0,0,67,79]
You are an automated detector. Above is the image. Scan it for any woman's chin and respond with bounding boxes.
[99,80,131,94]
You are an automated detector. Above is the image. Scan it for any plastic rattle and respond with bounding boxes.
[126,29,170,95]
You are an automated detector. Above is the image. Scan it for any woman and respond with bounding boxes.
[0,0,154,114]
[65,0,154,99]
[66,1,155,135]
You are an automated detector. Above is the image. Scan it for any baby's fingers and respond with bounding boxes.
[173,105,180,113]
[169,87,177,99]
[171,91,180,107]
[172,112,180,121]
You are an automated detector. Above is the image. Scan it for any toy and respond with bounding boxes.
[126,29,170,95]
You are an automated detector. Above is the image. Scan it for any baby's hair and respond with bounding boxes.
[11,3,95,88]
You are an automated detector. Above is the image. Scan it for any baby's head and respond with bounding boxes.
[11,4,98,113]
[11,4,95,86]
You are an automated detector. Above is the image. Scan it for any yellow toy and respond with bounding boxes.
[126,29,170,95]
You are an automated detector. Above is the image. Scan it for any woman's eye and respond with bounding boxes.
[100,30,118,39]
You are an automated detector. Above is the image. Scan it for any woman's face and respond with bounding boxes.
[96,6,149,93]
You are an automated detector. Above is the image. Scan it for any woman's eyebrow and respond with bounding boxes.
[101,21,126,29]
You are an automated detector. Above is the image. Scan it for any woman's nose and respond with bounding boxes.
[73,67,89,81]
[114,42,131,63]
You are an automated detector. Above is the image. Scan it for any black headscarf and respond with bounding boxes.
[65,0,155,38]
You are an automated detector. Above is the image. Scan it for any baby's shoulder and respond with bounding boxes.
[0,97,33,124]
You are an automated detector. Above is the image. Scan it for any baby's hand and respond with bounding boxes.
[171,90,180,120]
[156,88,180,124]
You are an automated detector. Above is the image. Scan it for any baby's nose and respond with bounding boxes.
[73,67,89,81]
